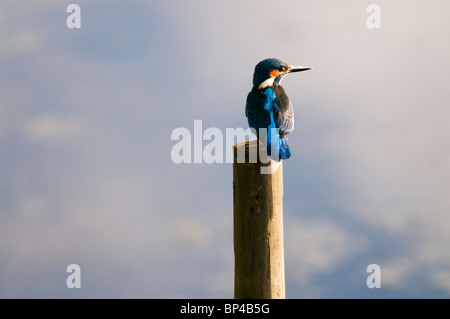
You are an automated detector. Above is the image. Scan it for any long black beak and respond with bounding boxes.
[288,66,312,73]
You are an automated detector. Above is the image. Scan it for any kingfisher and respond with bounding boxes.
[245,58,311,161]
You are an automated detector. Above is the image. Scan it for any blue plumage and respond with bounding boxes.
[245,58,311,161]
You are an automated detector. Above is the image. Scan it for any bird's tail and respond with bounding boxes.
[266,127,291,161]
[278,136,291,160]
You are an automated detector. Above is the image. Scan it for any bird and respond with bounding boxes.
[245,58,311,161]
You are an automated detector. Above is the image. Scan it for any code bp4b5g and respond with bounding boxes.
[224,303,269,314]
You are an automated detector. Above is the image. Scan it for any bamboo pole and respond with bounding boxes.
[233,140,285,299]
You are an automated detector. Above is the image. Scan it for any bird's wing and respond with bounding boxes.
[273,86,294,136]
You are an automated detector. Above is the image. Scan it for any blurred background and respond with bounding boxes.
[0,0,449,298]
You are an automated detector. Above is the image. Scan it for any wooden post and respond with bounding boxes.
[233,140,285,299]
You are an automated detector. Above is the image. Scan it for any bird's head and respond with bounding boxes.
[252,58,311,90]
